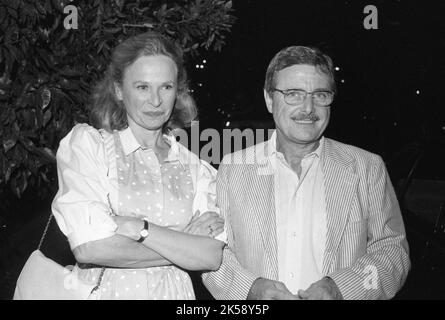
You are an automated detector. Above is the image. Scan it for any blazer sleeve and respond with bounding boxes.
[328,156,410,299]
[201,161,258,299]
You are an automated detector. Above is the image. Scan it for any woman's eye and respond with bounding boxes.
[137,85,149,90]
[163,84,174,90]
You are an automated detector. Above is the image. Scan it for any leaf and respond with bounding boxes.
[59,67,81,78]
[41,88,51,110]
[42,147,56,162]
[40,171,50,183]
[5,166,12,183]
[10,170,28,198]
[7,7,18,20]
[21,109,35,128]
[0,6,7,25]
[43,109,52,127]
[5,44,18,62]
[3,137,17,153]
[36,1,47,15]
[104,27,121,34]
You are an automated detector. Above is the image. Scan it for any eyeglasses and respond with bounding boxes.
[272,88,334,107]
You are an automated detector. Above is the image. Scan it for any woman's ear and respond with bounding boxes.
[114,82,123,101]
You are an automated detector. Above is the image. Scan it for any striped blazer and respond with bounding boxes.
[202,137,410,300]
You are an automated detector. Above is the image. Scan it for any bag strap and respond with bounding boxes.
[90,267,106,294]
[37,213,53,251]
[37,213,105,292]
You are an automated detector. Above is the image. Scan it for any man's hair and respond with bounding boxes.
[89,31,197,133]
[264,46,336,94]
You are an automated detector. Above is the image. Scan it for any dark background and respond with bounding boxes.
[193,0,445,156]
[1,0,445,299]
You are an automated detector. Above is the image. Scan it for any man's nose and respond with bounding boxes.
[301,94,314,113]
[148,89,162,108]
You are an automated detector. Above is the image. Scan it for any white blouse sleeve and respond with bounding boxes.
[193,159,227,243]
[51,123,117,250]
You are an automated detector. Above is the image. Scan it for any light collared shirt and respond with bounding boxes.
[268,131,327,293]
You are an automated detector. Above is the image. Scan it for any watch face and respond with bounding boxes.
[140,229,149,237]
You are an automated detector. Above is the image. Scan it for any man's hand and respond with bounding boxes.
[298,277,343,300]
[247,278,300,300]
[183,210,224,238]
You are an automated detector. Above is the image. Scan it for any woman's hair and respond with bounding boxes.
[89,32,197,132]
[264,46,336,95]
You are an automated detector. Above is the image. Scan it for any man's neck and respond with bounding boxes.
[275,131,320,175]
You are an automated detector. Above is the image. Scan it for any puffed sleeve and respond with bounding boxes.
[51,123,117,250]
[192,158,227,243]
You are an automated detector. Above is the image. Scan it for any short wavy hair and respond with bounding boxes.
[264,46,336,95]
[89,31,197,132]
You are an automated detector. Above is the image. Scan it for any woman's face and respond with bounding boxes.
[115,54,178,131]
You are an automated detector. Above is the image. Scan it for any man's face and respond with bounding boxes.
[264,64,332,146]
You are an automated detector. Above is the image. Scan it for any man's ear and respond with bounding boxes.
[114,82,123,101]
[264,89,273,114]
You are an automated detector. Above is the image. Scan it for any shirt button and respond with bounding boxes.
[292,232,297,237]
[290,273,295,278]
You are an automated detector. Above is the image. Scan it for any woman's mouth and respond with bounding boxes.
[144,110,164,117]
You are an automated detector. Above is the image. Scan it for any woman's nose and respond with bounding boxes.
[148,89,162,108]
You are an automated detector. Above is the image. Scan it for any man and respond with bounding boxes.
[202,46,410,300]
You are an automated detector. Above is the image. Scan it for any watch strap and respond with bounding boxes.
[137,218,149,243]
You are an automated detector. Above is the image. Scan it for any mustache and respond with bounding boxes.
[291,113,320,121]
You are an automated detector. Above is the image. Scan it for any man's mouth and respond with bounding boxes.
[291,116,319,124]
[293,119,315,124]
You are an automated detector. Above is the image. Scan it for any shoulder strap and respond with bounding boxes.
[37,213,53,250]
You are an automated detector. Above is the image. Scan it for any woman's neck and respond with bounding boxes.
[128,122,170,155]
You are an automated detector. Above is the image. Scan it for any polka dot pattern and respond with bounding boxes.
[114,133,194,232]
[77,131,196,300]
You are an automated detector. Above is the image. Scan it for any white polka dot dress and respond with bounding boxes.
[79,131,196,300]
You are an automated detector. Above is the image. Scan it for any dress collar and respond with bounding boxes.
[118,127,183,165]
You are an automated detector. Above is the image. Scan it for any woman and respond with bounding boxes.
[51,32,225,300]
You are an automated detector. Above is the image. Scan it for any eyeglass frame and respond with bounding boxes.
[271,88,335,107]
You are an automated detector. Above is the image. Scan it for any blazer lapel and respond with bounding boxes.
[321,139,358,275]
[244,151,279,280]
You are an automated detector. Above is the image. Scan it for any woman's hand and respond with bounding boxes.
[112,215,144,241]
[182,211,225,238]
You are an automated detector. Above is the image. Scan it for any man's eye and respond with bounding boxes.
[287,90,304,97]
[137,85,149,90]
[163,84,174,90]
[314,92,328,99]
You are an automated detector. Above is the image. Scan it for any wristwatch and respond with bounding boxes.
[137,218,150,243]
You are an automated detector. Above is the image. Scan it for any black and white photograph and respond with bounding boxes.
[0,0,444,304]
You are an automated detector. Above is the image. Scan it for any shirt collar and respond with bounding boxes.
[267,130,324,159]
[118,127,183,165]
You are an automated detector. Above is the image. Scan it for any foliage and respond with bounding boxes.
[0,0,235,201]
